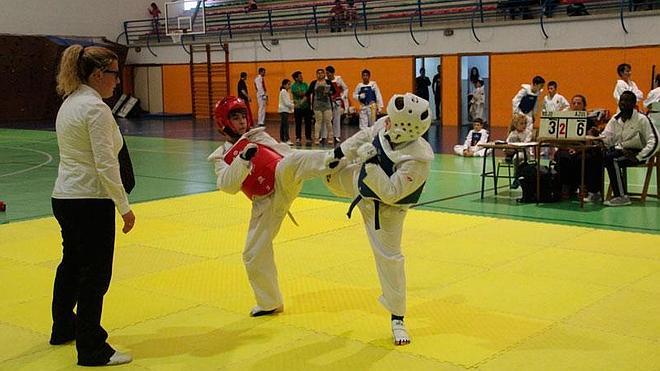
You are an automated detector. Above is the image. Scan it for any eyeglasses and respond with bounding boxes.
[103,70,120,78]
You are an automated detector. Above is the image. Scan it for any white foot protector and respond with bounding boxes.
[250,305,283,317]
[391,319,411,345]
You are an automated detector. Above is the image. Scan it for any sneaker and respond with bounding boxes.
[106,351,132,366]
[603,195,631,207]
[285,141,293,145]
[334,137,341,144]
[584,192,601,203]
[295,138,301,145]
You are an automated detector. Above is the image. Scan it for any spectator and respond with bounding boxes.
[505,113,531,188]
[613,63,644,107]
[346,0,357,28]
[512,75,545,142]
[325,65,349,145]
[278,79,294,144]
[431,65,442,120]
[469,79,485,121]
[329,0,346,32]
[148,2,161,36]
[237,71,254,125]
[245,0,257,12]
[453,118,489,157]
[307,68,336,146]
[254,67,267,126]
[542,81,569,112]
[291,71,312,145]
[353,69,384,130]
[643,73,660,111]
[601,91,659,206]
[415,68,431,101]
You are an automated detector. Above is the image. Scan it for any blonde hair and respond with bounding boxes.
[509,113,527,132]
[56,45,118,97]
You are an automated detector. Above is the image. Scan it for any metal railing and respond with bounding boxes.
[119,0,659,52]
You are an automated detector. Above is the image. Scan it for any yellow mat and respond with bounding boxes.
[1,192,659,370]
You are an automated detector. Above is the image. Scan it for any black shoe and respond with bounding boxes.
[49,333,75,345]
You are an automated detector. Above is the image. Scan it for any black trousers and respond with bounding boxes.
[294,108,312,141]
[554,148,603,193]
[279,112,290,142]
[51,198,116,366]
[604,148,641,197]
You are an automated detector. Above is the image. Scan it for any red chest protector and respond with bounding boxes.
[224,138,283,199]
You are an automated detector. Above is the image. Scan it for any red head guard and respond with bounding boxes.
[214,96,252,135]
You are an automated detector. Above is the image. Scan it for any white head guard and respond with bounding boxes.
[384,93,431,143]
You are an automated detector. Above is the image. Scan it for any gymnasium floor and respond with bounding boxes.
[0,120,659,370]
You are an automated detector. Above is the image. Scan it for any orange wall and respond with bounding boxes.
[490,46,660,127]
[229,57,414,116]
[441,55,459,125]
[155,46,659,124]
[162,64,192,114]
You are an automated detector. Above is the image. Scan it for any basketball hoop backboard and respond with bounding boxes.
[165,0,206,37]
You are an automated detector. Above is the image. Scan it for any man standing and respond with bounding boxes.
[353,69,383,130]
[431,65,441,121]
[291,71,312,145]
[254,67,268,126]
[415,68,431,101]
[325,65,348,145]
[237,72,253,124]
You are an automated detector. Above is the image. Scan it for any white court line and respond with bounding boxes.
[0,146,53,178]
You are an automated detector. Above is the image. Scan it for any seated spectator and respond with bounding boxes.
[345,0,357,28]
[600,91,659,206]
[566,2,589,16]
[330,0,346,32]
[643,73,660,112]
[453,118,489,157]
[505,113,530,188]
[245,0,257,13]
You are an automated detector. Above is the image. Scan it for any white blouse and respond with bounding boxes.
[52,84,130,215]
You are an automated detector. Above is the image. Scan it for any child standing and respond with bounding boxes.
[512,75,545,142]
[353,69,384,130]
[278,79,294,144]
[542,81,569,112]
[468,79,485,121]
[453,118,489,157]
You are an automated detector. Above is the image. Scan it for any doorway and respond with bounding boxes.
[414,56,442,124]
[459,55,489,142]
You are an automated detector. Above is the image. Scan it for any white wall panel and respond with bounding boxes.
[0,0,155,40]
[127,14,660,65]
